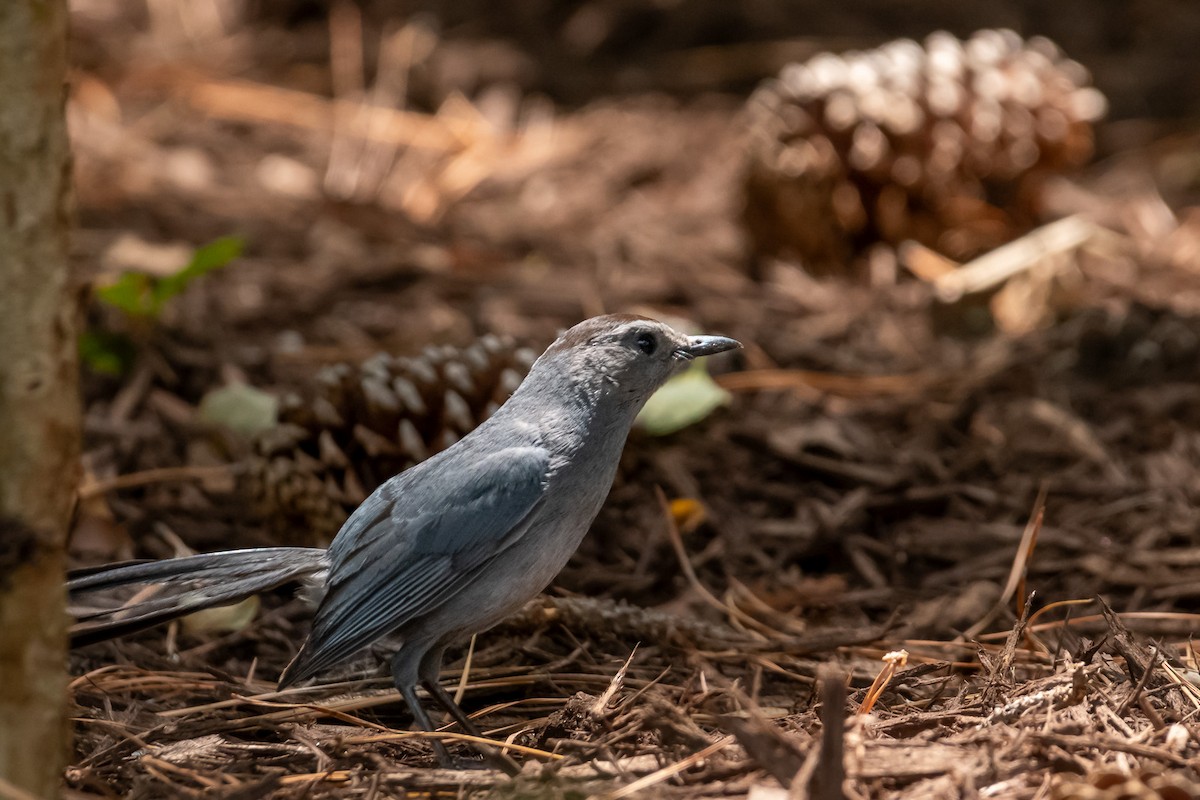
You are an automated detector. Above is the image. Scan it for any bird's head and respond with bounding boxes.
[528,314,741,413]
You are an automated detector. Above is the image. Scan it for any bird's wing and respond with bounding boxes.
[279,444,551,685]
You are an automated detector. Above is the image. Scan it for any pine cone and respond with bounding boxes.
[743,29,1107,275]
[1053,770,1200,800]
[250,335,536,544]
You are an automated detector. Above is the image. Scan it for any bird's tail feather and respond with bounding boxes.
[69,547,328,646]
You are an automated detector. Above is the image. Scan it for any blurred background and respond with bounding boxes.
[67,0,1200,796]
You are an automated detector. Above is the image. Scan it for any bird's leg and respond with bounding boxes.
[396,649,459,768]
[398,683,455,769]
[421,679,522,776]
[416,647,523,777]
[422,678,485,737]
[395,648,521,776]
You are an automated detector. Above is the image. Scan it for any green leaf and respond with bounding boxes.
[95,272,155,317]
[637,362,731,436]
[151,236,244,311]
[78,330,136,375]
[198,384,279,437]
[95,236,245,319]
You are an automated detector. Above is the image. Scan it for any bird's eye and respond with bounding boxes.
[635,331,657,355]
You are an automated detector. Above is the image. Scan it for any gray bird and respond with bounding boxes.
[69,314,740,773]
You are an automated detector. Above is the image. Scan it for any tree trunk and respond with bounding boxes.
[0,1,77,797]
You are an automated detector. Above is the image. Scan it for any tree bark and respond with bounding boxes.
[0,1,77,797]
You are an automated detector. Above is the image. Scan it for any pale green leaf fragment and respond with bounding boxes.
[199,384,279,437]
[637,363,731,436]
[181,596,261,635]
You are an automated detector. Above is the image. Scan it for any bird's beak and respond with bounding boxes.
[676,335,742,360]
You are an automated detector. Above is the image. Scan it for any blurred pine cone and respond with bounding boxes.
[251,335,536,545]
[743,29,1107,275]
[1053,770,1200,800]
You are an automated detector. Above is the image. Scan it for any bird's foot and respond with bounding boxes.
[431,743,520,776]
[435,748,521,775]
[436,752,486,770]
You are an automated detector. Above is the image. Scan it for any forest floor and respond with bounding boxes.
[65,2,1200,798]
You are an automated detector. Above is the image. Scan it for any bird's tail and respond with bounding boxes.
[69,547,328,646]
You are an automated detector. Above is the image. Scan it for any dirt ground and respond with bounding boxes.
[65,1,1200,798]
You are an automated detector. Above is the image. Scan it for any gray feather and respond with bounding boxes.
[69,547,327,646]
[279,445,550,685]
